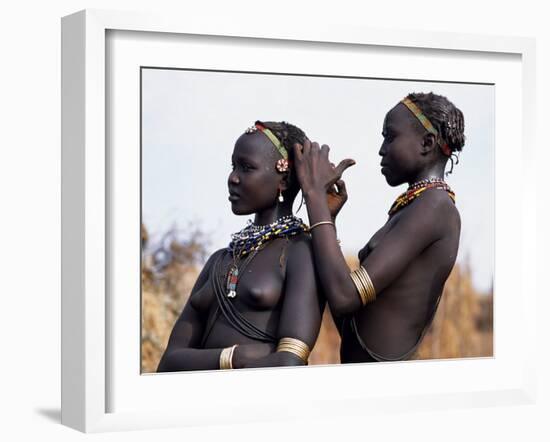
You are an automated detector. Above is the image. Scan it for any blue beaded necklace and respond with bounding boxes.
[225,215,307,298]
[228,215,307,258]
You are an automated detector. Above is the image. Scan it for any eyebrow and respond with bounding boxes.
[232,154,260,166]
[382,124,397,135]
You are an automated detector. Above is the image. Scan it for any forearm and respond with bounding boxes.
[304,191,363,315]
[156,347,222,372]
[240,351,304,368]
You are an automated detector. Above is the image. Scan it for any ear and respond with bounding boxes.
[420,133,438,155]
[278,171,290,192]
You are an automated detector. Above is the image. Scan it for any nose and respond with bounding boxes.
[228,170,239,185]
[378,143,386,157]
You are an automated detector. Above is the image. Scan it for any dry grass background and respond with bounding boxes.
[141,224,493,373]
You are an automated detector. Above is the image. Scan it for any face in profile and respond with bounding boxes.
[228,132,283,215]
[379,104,425,186]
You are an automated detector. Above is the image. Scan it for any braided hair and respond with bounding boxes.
[255,120,308,196]
[405,92,466,174]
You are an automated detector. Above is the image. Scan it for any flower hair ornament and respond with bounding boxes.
[245,122,290,173]
[276,158,289,173]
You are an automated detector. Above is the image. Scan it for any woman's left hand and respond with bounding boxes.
[327,179,349,220]
[293,140,355,198]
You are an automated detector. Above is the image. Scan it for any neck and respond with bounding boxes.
[408,163,445,186]
[253,201,294,226]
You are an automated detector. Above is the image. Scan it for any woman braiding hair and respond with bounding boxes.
[293,92,465,362]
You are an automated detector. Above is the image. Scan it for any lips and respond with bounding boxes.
[228,189,240,202]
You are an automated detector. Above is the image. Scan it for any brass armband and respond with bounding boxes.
[219,345,237,370]
[276,337,310,363]
[349,266,376,306]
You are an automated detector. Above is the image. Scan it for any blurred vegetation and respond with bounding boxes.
[141,223,493,373]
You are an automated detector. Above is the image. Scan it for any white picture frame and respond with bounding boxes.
[61,9,537,433]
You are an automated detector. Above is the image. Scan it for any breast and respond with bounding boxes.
[359,216,401,263]
[236,270,284,310]
[365,223,391,253]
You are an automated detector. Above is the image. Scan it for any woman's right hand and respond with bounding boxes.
[232,342,277,369]
[293,140,355,198]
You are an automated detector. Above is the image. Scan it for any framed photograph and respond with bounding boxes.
[61,9,537,433]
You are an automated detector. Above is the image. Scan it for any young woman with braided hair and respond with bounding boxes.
[157,120,323,372]
[294,92,465,362]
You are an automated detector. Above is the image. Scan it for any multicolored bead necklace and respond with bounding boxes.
[228,215,308,258]
[225,215,308,298]
[388,177,455,216]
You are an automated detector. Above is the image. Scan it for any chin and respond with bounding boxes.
[230,206,244,215]
[230,203,252,216]
[382,170,406,187]
[383,173,398,187]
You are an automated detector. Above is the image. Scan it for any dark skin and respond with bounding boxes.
[293,103,461,362]
[157,131,323,372]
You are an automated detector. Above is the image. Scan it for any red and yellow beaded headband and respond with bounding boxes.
[245,122,290,172]
[401,98,452,157]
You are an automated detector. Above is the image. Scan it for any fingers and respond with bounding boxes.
[321,144,330,158]
[335,179,347,198]
[308,141,321,156]
[295,140,324,159]
[293,142,303,161]
[334,158,356,177]
[294,141,353,184]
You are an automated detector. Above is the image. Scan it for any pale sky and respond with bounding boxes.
[142,68,494,292]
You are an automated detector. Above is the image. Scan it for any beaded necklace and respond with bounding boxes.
[228,215,308,258]
[225,215,308,298]
[388,177,455,216]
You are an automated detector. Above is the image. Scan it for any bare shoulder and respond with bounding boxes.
[411,188,460,223]
[211,247,228,257]
[286,232,314,263]
[190,247,226,290]
[394,188,461,243]
[287,231,313,250]
[205,247,227,266]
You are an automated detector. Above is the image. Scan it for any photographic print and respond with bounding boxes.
[140,68,494,373]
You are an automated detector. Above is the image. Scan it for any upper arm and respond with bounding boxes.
[362,191,451,294]
[276,237,323,349]
[163,249,224,351]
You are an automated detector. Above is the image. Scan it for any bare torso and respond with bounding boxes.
[157,230,323,372]
[339,189,461,362]
[191,236,305,348]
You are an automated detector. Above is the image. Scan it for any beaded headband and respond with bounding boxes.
[400,98,452,157]
[245,122,290,172]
